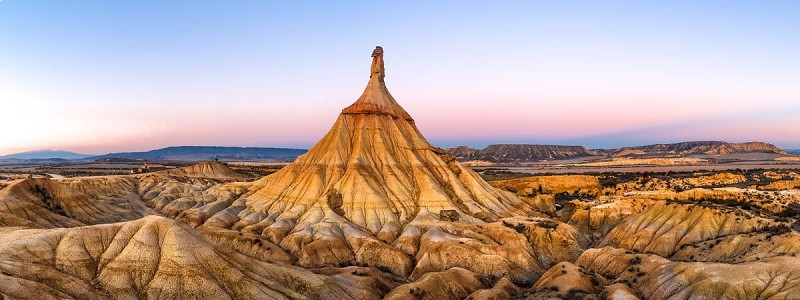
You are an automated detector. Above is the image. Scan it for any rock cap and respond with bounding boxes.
[342,46,414,122]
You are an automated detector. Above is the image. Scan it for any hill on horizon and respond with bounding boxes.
[0,149,91,160]
[447,144,594,163]
[609,141,786,156]
[88,146,307,162]
[4,141,794,165]
[447,141,788,163]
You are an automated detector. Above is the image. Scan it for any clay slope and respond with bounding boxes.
[0,216,393,299]
[3,164,571,289]
[529,246,800,300]
[0,178,150,228]
[165,161,249,181]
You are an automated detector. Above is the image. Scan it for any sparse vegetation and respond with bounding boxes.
[409,287,426,298]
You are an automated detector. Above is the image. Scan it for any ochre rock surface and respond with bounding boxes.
[0,216,385,299]
[2,48,800,299]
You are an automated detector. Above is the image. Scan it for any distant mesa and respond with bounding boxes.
[447,141,787,164]
[446,144,594,163]
[610,141,786,157]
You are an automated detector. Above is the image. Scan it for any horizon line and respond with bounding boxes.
[3,139,798,157]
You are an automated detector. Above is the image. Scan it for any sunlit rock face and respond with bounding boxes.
[226,46,539,275]
[2,48,800,299]
[0,216,388,299]
[243,46,532,233]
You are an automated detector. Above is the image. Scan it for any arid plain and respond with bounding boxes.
[2,48,800,300]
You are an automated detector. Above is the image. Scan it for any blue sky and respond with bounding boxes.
[1,1,798,154]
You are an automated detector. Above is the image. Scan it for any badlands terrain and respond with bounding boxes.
[2,48,800,299]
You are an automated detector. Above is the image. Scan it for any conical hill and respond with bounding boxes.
[244,47,534,240]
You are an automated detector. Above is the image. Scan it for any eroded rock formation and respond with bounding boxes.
[1,48,800,299]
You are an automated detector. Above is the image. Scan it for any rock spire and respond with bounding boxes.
[342,46,414,122]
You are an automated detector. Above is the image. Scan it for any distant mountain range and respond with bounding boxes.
[446,141,789,163]
[1,142,793,165]
[87,146,307,162]
[0,150,91,160]
[0,146,307,164]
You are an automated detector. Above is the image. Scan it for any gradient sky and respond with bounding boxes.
[1,0,799,155]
